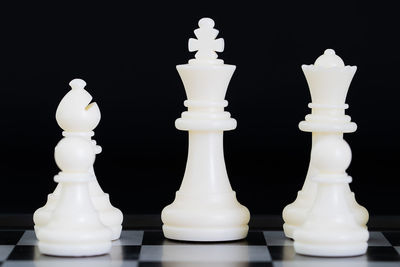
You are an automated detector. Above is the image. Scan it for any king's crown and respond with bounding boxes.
[188,18,224,64]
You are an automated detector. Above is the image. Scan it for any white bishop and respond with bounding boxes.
[33,79,123,240]
[36,137,112,256]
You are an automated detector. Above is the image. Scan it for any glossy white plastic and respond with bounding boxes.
[161,18,250,241]
[293,136,369,256]
[282,49,369,239]
[36,137,112,256]
[33,79,123,240]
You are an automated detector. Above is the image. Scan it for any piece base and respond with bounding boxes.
[282,190,315,239]
[38,241,111,257]
[283,223,296,239]
[294,242,367,257]
[109,225,122,240]
[162,224,248,242]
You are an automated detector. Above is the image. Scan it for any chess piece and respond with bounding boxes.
[293,136,369,256]
[36,137,112,256]
[282,49,369,238]
[161,18,250,242]
[34,79,123,240]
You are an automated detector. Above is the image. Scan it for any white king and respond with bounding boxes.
[161,18,250,242]
[282,49,369,238]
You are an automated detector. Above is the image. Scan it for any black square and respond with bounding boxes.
[114,245,141,260]
[0,231,24,245]
[235,231,266,246]
[7,245,37,260]
[268,245,297,261]
[142,230,166,245]
[366,246,400,261]
[383,231,400,246]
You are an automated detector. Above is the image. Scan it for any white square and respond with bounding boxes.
[368,232,391,247]
[0,245,14,261]
[112,231,143,246]
[17,231,37,246]
[264,231,293,246]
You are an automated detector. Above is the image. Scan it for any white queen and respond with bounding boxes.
[282,49,369,239]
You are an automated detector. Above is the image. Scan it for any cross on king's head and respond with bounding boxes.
[188,18,224,63]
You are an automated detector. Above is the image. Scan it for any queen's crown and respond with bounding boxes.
[302,49,357,106]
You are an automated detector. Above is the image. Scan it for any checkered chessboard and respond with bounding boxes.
[1,229,400,266]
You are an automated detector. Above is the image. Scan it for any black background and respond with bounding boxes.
[0,2,399,216]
